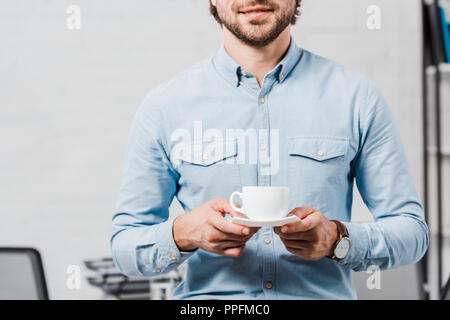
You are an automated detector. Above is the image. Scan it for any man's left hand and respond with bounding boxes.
[274,206,339,260]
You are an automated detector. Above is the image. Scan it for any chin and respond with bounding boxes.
[244,28,274,39]
[243,20,273,29]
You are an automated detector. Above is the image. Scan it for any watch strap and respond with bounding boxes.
[331,220,349,238]
[328,220,350,260]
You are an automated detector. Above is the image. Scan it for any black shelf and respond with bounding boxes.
[422,0,449,299]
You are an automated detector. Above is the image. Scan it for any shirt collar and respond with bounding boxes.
[212,38,303,88]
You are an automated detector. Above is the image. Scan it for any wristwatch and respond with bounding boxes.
[328,220,351,261]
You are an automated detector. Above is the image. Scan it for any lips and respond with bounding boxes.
[238,6,274,15]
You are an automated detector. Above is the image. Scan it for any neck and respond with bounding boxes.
[223,27,291,87]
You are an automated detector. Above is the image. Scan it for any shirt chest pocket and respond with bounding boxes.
[287,136,349,203]
[172,139,242,198]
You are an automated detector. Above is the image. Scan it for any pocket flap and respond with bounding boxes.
[173,139,238,166]
[287,136,348,161]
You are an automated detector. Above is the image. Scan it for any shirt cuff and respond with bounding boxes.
[338,222,370,271]
[155,218,196,267]
[135,218,196,275]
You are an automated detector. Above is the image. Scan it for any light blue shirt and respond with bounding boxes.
[111,40,429,299]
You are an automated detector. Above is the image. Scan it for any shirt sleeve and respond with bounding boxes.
[339,81,429,271]
[111,98,195,277]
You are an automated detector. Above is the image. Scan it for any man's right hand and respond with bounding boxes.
[173,197,259,257]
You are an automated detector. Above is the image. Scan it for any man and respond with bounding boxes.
[111,0,429,299]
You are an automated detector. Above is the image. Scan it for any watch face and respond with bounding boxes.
[335,238,351,259]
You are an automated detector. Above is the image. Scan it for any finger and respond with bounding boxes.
[213,231,251,241]
[240,226,260,236]
[219,228,259,240]
[281,211,321,233]
[222,245,246,258]
[212,197,245,218]
[281,239,311,250]
[211,213,250,236]
[288,206,315,219]
[277,206,315,233]
[212,240,247,251]
[274,228,316,240]
[212,225,260,242]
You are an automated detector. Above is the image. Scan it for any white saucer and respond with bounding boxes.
[231,215,300,227]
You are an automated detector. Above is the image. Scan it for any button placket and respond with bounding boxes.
[257,80,278,298]
[257,84,272,187]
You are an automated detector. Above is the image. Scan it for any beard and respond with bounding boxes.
[216,0,296,47]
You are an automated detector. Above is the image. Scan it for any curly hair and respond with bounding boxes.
[209,0,302,25]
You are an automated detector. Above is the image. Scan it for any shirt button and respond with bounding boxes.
[316,150,325,157]
[155,268,161,273]
[259,97,265,104]
[170,254,177,261]
[264,237,271,245]
[241,70,247,76]
[280,73,285,80]
[260,143,267,151]
[265,281,273,289]
[202,153,209,161]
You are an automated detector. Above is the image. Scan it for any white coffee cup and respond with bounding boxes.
[229,186,290,221]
